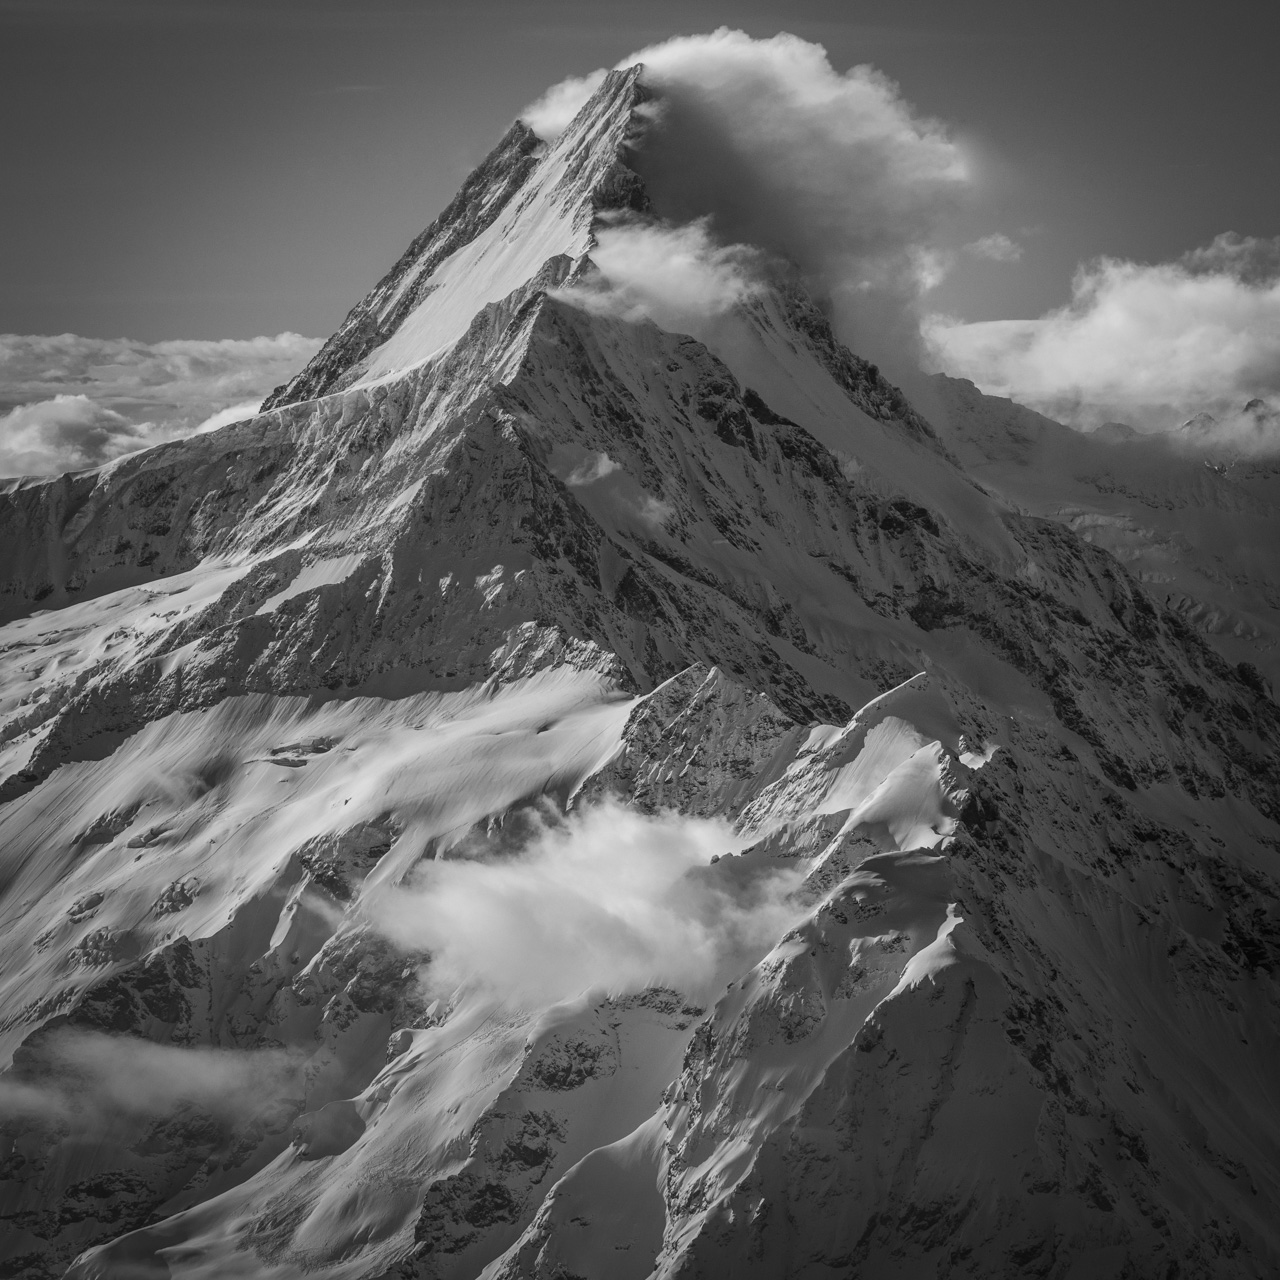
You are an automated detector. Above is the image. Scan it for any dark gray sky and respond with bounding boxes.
[2,0,1275,342]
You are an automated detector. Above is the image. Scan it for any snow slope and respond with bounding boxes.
[1,66,1278,1280]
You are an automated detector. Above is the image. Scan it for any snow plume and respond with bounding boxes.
[524,29,970,368]
[0,1029,300,1132]
[926,234,1280,452]
[372,800,803,1011]
[0,331,320,476]
[559,217,765,339]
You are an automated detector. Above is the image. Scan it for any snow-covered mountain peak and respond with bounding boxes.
[2,56,1279,1280]
[264,67,651,409]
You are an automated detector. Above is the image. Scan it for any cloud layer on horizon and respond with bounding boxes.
[925,233,1280,450]
[523,28,971,370]
[0,331,320,477]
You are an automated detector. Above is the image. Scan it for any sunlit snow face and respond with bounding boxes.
[368,799,804,1011]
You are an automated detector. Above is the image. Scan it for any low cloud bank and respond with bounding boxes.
[0,331,320,476]
[0,1028,300,1132]
[372,800,802,1011]
[926,233,1280,452]
[525,28,970,368]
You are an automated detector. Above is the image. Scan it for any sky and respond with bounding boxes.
[3,0,1275,341]
[1,0,1277,468]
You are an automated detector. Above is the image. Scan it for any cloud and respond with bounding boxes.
[964,233,1022,263]
[1177,398,1280,456]
[523,29,971,369]
[0,331,321,477]
[564,450,622,486]
[0,1028,300,1133]
[523,69,609,139]
[0,395,150,476]
[1180,231,1280,284]
[925,235,1280,450]
[558,216,765,338]
[370,799,802,1011]
[634,493,675,529]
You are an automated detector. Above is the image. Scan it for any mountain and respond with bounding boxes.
[926,377,1280,690]
[1174,398,1280,459]
[2,67,1279,1280]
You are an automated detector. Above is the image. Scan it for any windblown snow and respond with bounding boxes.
[1,62,1278,1280]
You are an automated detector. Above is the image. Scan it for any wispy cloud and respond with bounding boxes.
[0,1028,300,1133]
[522,69,609,137]
[1180,231,1280,284]
[564,450,622,487]
[963,232,1022,263]
[0,331,320,476]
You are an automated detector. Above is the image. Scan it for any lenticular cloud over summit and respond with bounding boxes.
[524,28,970,364]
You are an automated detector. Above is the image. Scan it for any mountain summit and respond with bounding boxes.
[1,68,1278,1280]
[264,69,652,409]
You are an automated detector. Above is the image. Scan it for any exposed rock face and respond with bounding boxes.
[1,67,1278,1280]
